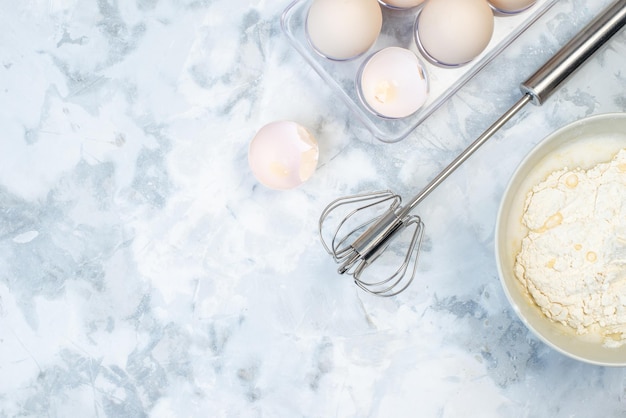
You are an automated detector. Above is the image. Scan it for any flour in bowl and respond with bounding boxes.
[515,148,626,347]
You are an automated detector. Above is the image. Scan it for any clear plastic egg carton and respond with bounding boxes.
[281,0,558,143]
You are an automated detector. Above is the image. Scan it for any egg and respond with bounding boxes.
[306,0,383,61]
[248,121,319,190]
[379,0,425,9]
[416,0,494,66]
[488,0,536,13]
[358,47,429,119]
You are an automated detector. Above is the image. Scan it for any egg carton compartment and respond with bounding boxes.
[281,0,558,143]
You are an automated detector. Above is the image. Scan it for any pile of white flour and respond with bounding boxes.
[515,149,626,347]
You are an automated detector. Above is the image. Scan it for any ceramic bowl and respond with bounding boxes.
[495,113,626,366]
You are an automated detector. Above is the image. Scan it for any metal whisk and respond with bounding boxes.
[319,0,626,297]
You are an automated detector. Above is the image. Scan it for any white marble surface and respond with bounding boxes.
[2,0,626,416]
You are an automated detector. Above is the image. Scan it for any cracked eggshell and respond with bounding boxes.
[248,121,319,190]
[359,47,429,119]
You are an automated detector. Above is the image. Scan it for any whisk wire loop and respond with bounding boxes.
[319,190,401,262]
[319,189,425,297]
[352,215,424,297]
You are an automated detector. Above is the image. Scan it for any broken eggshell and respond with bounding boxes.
[248,121,319,190]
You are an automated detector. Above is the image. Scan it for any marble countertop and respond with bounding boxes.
[2,0,626,416]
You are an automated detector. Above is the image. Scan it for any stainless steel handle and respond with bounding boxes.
[400,0,626,216]
[521,0,626,105]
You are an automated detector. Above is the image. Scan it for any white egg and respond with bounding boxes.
[379,0,425,9]
[416,0,494,66]
[248,121,319,190]
[306,0,383,61]
[488,0,536,13]
[358,47,429,119]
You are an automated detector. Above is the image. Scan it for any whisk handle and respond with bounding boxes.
[521,0,626,105]
[402,0,626,217]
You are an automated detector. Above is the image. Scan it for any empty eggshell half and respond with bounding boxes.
[358,47,429,119]
[417,0,494,66]
[248,121,319,190]
[306,0,383,61]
